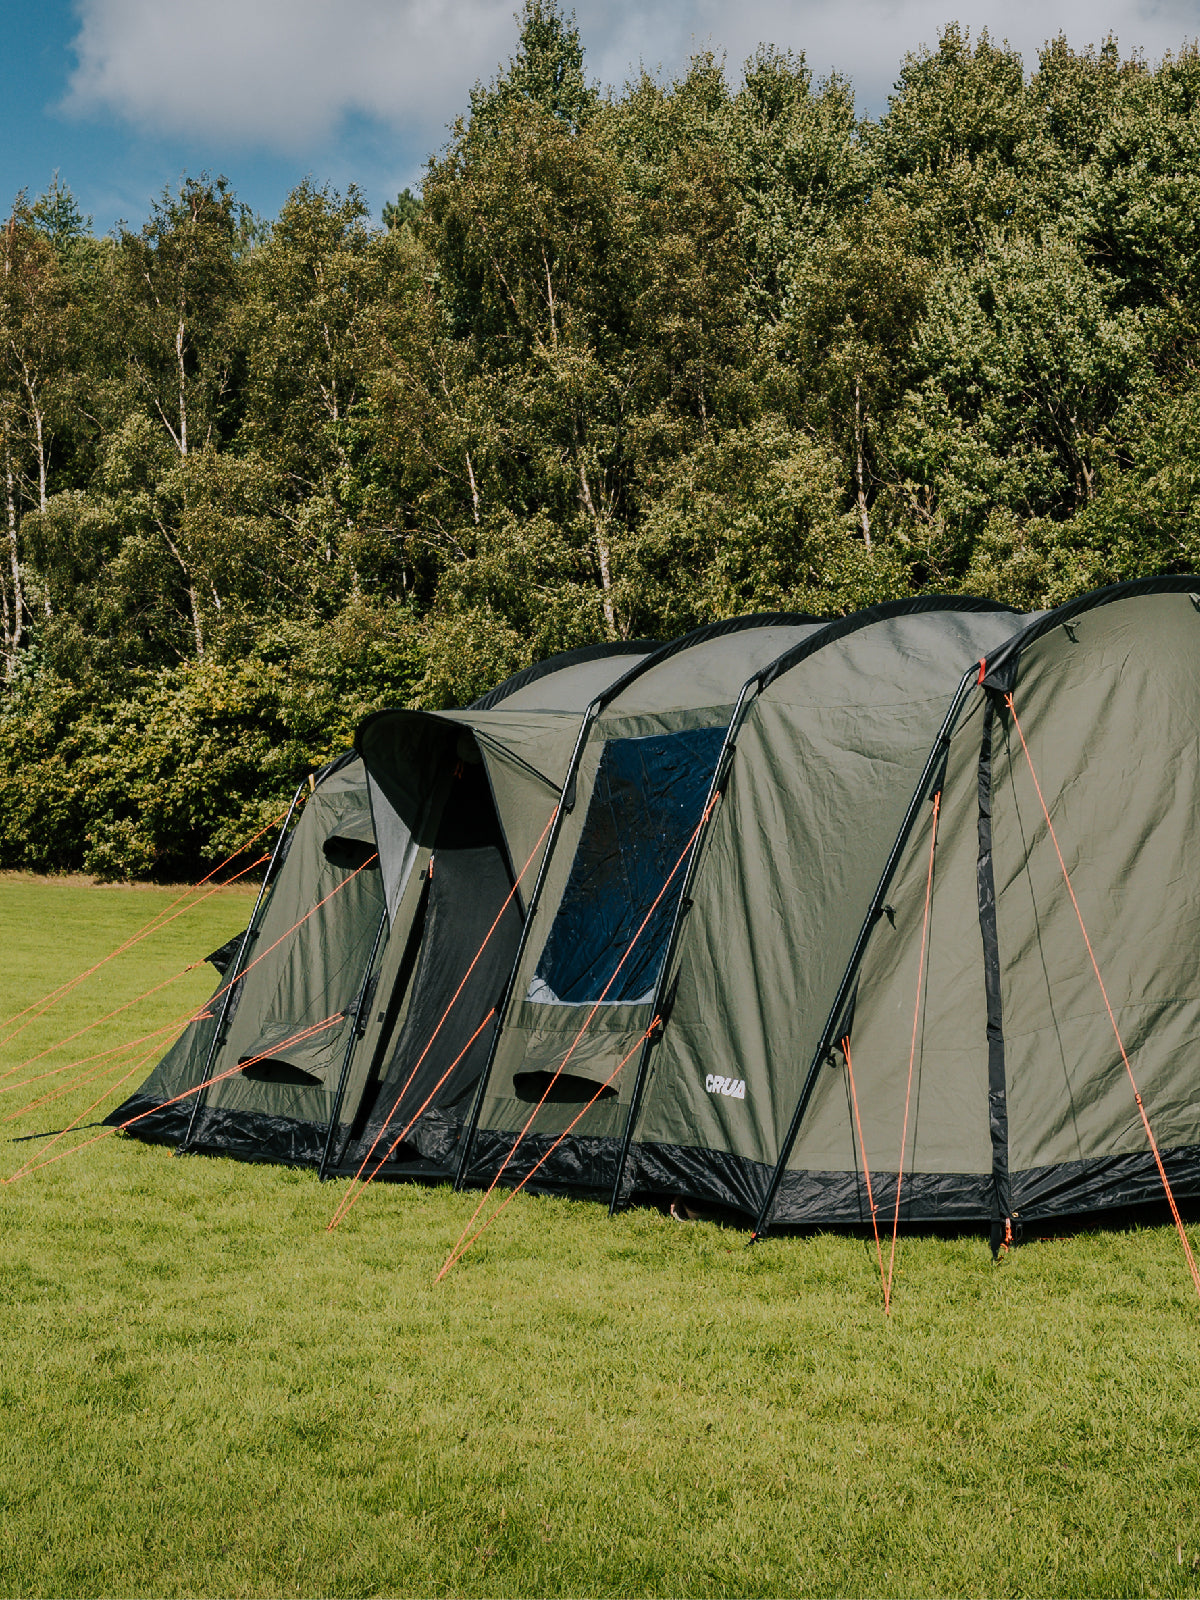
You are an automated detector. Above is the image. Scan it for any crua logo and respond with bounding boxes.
[705,1074,746,1100]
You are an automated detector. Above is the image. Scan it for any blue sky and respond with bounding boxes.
[4,0,1199,236]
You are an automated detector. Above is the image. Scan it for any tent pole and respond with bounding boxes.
[750,665,978,1241]
[453,698,602,1191]
[317,904,389,1181]
[178,778,308,1154]
[608,678,758,1217]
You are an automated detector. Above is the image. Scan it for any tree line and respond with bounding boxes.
[3,5,1199,878]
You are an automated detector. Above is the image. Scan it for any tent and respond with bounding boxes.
[743,576,1200,1244]
[109,641,657,1168]
[116,578,1200,1249]
[457,599,1027,1210]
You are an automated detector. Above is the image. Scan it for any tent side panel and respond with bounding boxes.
[463,709,731,1189]
[992,593,1200,1216]
[769,697,993,1222]
[187,765,388,1162]
[624,608,1022,1218]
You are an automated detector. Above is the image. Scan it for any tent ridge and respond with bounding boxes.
[980,573,1200,689]
[591,611,827,713]
[757,594,1020,696]
[469,639,661,711]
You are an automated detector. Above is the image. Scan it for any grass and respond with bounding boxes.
[2,874,1200,1598]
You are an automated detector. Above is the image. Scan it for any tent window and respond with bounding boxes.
[528,725,725,1005]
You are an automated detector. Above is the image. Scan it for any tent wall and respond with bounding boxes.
[620,604,1026,1218]
[757,580,1200,1234]
[764,691,995,1225]
[336,753,522,1178]
[335,644,662,1183]
[460,616,828,1195]
[110,755,388,1161]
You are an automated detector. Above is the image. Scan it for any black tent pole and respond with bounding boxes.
[749,665,978,1241]
[453,698,603,1191]
[318,904,389,1180]
[608,678,758,1217]
[178,778,308,1154]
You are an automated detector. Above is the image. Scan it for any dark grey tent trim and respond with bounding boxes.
[1013,1147,1200,1218]
[981,573,1200,690]
[628,1143,1200,1228]
[462,1126,621,1199]
[179,1107,328,1166]
[976,698,1012,1255]
[468,640,659,711]
[462,1129,1000,1223]
[107,1093,192,1147]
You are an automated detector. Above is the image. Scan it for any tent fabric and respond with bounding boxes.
[112,641,658,1172]
[469,643,659,712]
[112,583,1200,1249]
[459,614,831,1194]
[753,579,1200,1234]
[340,760,523,1178]
[333,647,661,1180]
[461,600,1027,1200]
[619,602,1027,1217]
[108,755,387,1158]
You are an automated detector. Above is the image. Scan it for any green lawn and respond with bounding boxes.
[1,873,1199,1599]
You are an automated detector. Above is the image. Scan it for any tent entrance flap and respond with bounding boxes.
[345,755,524,1175]
[527,725,726,1007]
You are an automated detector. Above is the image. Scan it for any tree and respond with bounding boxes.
[0,200,74,676]
[113,176,245,653]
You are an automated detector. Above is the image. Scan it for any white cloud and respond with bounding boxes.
[62,0,516,149]
[63,0,1200,155]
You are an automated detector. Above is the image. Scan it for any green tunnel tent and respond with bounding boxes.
[457,598,1027,1210]
[109,641,657,1167]
[748,577,1200,1243]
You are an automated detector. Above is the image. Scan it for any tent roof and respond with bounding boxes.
[759,594,1021,694]
[469,640,659,712]
[595,613,826,716]
[981,574,1200,689]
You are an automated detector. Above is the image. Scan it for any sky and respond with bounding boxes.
[2,0,1199,235]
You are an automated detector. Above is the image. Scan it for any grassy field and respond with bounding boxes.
[1,873,1199,1598]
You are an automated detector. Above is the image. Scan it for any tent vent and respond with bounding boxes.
[513,1071,617,1105]
[323,835,379,871]
[240,1058,323,1087]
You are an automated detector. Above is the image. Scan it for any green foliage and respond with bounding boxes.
[382,186,424,235]
[4,11,1200,875]
[0,610,422,878]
